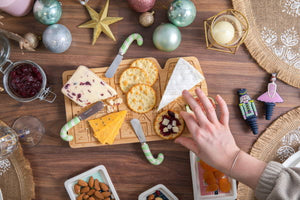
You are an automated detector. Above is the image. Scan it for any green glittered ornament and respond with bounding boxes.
[168,0,196,27]
[33,0,62,25]
[153,23,181,52]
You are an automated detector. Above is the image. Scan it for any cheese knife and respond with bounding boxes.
[60,101,104,141]
[130,119,164,165]
[105,33,143,78]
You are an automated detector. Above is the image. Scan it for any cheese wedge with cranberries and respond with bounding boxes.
[62,65,117,107]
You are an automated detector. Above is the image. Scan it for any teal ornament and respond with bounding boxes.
[153,23,181,52]
[43,24,72,53]
[33,0,62,25]
[168,0,196,27]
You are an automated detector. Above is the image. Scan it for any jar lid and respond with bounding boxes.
[0,34,10,70]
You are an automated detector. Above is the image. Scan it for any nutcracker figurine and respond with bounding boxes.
[257,73,283,120]
[238,89,258,135]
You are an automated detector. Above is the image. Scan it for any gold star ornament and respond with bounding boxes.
[78,0,123,45]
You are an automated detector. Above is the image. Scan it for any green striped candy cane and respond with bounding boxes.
[119,33,143,55]
[60,116,81,141]
[141,143,164,165]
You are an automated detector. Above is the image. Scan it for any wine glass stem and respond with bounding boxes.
[16,129,30,138]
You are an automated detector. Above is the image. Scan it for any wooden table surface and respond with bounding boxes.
[0,0,299,199]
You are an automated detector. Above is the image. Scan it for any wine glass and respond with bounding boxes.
[12,116,45,147]
[0,116,44,175]
[0,126,17,176]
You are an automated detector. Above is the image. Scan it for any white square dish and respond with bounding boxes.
[64,165,119,200]
[138,184,178,200]
[190,151,237,200]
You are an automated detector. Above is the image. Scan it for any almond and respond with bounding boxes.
[100,183,109,191]
[102,192,111,198]
[88,177,94,188]
[88,197,95,200]
[81,186,90,194]
[83,194,89,200]
[74,184,81,194]
[94,191,104,199]
[104,198,110,200]
[76,193,85,200]
[87,189,96,196]
[94,179,100,191]
[78,179,88,187]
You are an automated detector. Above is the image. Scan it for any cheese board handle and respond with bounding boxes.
[60,116,81,141]
[141,143,164,165]
[119,33,143,55]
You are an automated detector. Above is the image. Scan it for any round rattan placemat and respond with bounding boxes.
[0,120,35,200]
[237,107,300,200]
[232,0,300,88]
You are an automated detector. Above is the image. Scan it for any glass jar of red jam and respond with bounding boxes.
[0,34,56,103]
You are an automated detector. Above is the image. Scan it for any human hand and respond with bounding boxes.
[175,88,240,174]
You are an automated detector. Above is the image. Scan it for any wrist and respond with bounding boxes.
[217,147,241,175]
[230,151,267,189]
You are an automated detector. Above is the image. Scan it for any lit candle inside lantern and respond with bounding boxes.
[211,21,235,45]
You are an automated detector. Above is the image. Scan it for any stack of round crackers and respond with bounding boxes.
[119,58,158,113]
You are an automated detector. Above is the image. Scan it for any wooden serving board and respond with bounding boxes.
[62,56,207,148]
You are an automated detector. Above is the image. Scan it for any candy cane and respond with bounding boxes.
[141,143,164,165]
[60,116,81,141]
[119,33,143,55]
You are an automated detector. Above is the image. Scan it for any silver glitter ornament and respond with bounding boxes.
[42,24,72,53]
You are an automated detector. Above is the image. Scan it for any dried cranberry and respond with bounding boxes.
[8,64,43,98]
[64,84,70,89]
[168,111,175,118]
[155,190,161,196]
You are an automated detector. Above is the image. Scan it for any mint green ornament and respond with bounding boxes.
[33,0,62,25]
[168,0,196,27]
[153,23,181,52]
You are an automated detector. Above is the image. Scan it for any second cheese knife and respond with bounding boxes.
[130,118,164,165]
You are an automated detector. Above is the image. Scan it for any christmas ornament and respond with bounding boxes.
[78,0,123,45]
[33,0,62,25]
[168,0,196,27]
[139,11,155,27]
[42,24,72,53]
[24,33,40,49]
[127,0,156,13]
[257,73,283,120]
[238,89,258,135]
[153,23,181,52]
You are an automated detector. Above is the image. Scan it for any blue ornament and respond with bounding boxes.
[33,0,62,25]
[168,0,197,27]
[153,23,181,52]
[43,24,72,53]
